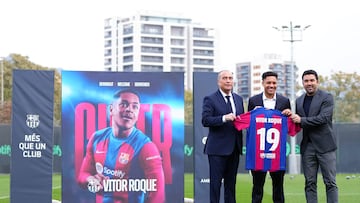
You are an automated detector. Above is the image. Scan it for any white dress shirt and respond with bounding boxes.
[219,89,236,122]
[262,93,276,109]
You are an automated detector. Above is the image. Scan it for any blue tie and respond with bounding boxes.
[225,95,233,113]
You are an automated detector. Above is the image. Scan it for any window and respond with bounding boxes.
[141,56,163,63]
[141,24,163,35]
[171,26,184,36]
[193,67,214,72]
[193,58,214,65]
[123,24,133,35]
[105,40,112,47]
[193,40,213,47]
[123,65,133,71]
[193,28,210,37]
[123,46,133,53]
[104,49,111,56]
[123,36,133,44]
[141,37,163,44]
[193,49,213,56]
[171,57,184,64]
[104,58,111,66]
[171,48,185,55]
[141,65,163,71]
[104,31,111,38]
[123,55,133,63]
[171,39,184,46]
[171,66,185,72]
[141,46,163,53]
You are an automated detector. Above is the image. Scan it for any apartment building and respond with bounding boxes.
[235,53,298,101]
[104,11,218,90]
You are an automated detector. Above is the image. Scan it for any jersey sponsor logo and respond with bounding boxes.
[104,166,126,178]
[95,162,103,174]
[260,152,276,159]
[96,162,126,178]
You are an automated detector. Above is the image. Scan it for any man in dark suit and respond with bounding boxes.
[202,70,244,203]
[247,71,291,203]
[289,70,338,203]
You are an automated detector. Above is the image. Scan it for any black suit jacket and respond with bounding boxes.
[295,89,337,154]
[248,93,291,111]
[202,90,244,155]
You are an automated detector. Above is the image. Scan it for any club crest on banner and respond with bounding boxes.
[26,114,40,129]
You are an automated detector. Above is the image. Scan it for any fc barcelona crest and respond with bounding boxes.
[26,114,40,128]
[119,152,130,164]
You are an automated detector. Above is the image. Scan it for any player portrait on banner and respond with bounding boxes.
[77,89,165,203]
[61,71,184,203]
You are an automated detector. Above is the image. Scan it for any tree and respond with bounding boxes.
[1,53,196,126]
[0,101,11,123]
[319,71,360,122]
[0,54,61,125]
[184,90,193,125]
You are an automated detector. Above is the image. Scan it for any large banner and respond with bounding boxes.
[193,72,218,203]
[10,70,54,203]
[61,71,184,203]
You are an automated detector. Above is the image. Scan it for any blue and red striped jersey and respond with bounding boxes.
[78,127,165,203]
[234,107,300,172]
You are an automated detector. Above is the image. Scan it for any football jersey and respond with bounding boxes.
[78,127,165,203]
[234,107,300,172]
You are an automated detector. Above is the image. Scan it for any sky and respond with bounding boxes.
[1,0,359,77]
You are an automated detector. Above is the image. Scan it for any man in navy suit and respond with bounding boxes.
[247,71,291,203]
[289,70,338,203]
[202,70,244,203]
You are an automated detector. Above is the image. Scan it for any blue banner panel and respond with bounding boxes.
[193,72,219,203]
[10,70,54,203]
[61,71,184,203]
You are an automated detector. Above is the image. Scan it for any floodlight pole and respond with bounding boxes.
[273,21,310,174]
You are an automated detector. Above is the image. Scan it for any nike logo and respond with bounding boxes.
[95,150,106,154]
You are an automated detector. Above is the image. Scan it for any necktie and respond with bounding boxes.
[225,95,233,113]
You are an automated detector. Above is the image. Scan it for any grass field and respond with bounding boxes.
[1,173,360,202]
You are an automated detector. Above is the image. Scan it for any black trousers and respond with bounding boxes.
[208,149,240,203]
[251,170,285,203]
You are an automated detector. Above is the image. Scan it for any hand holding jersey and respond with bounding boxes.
[234,107,300,171]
